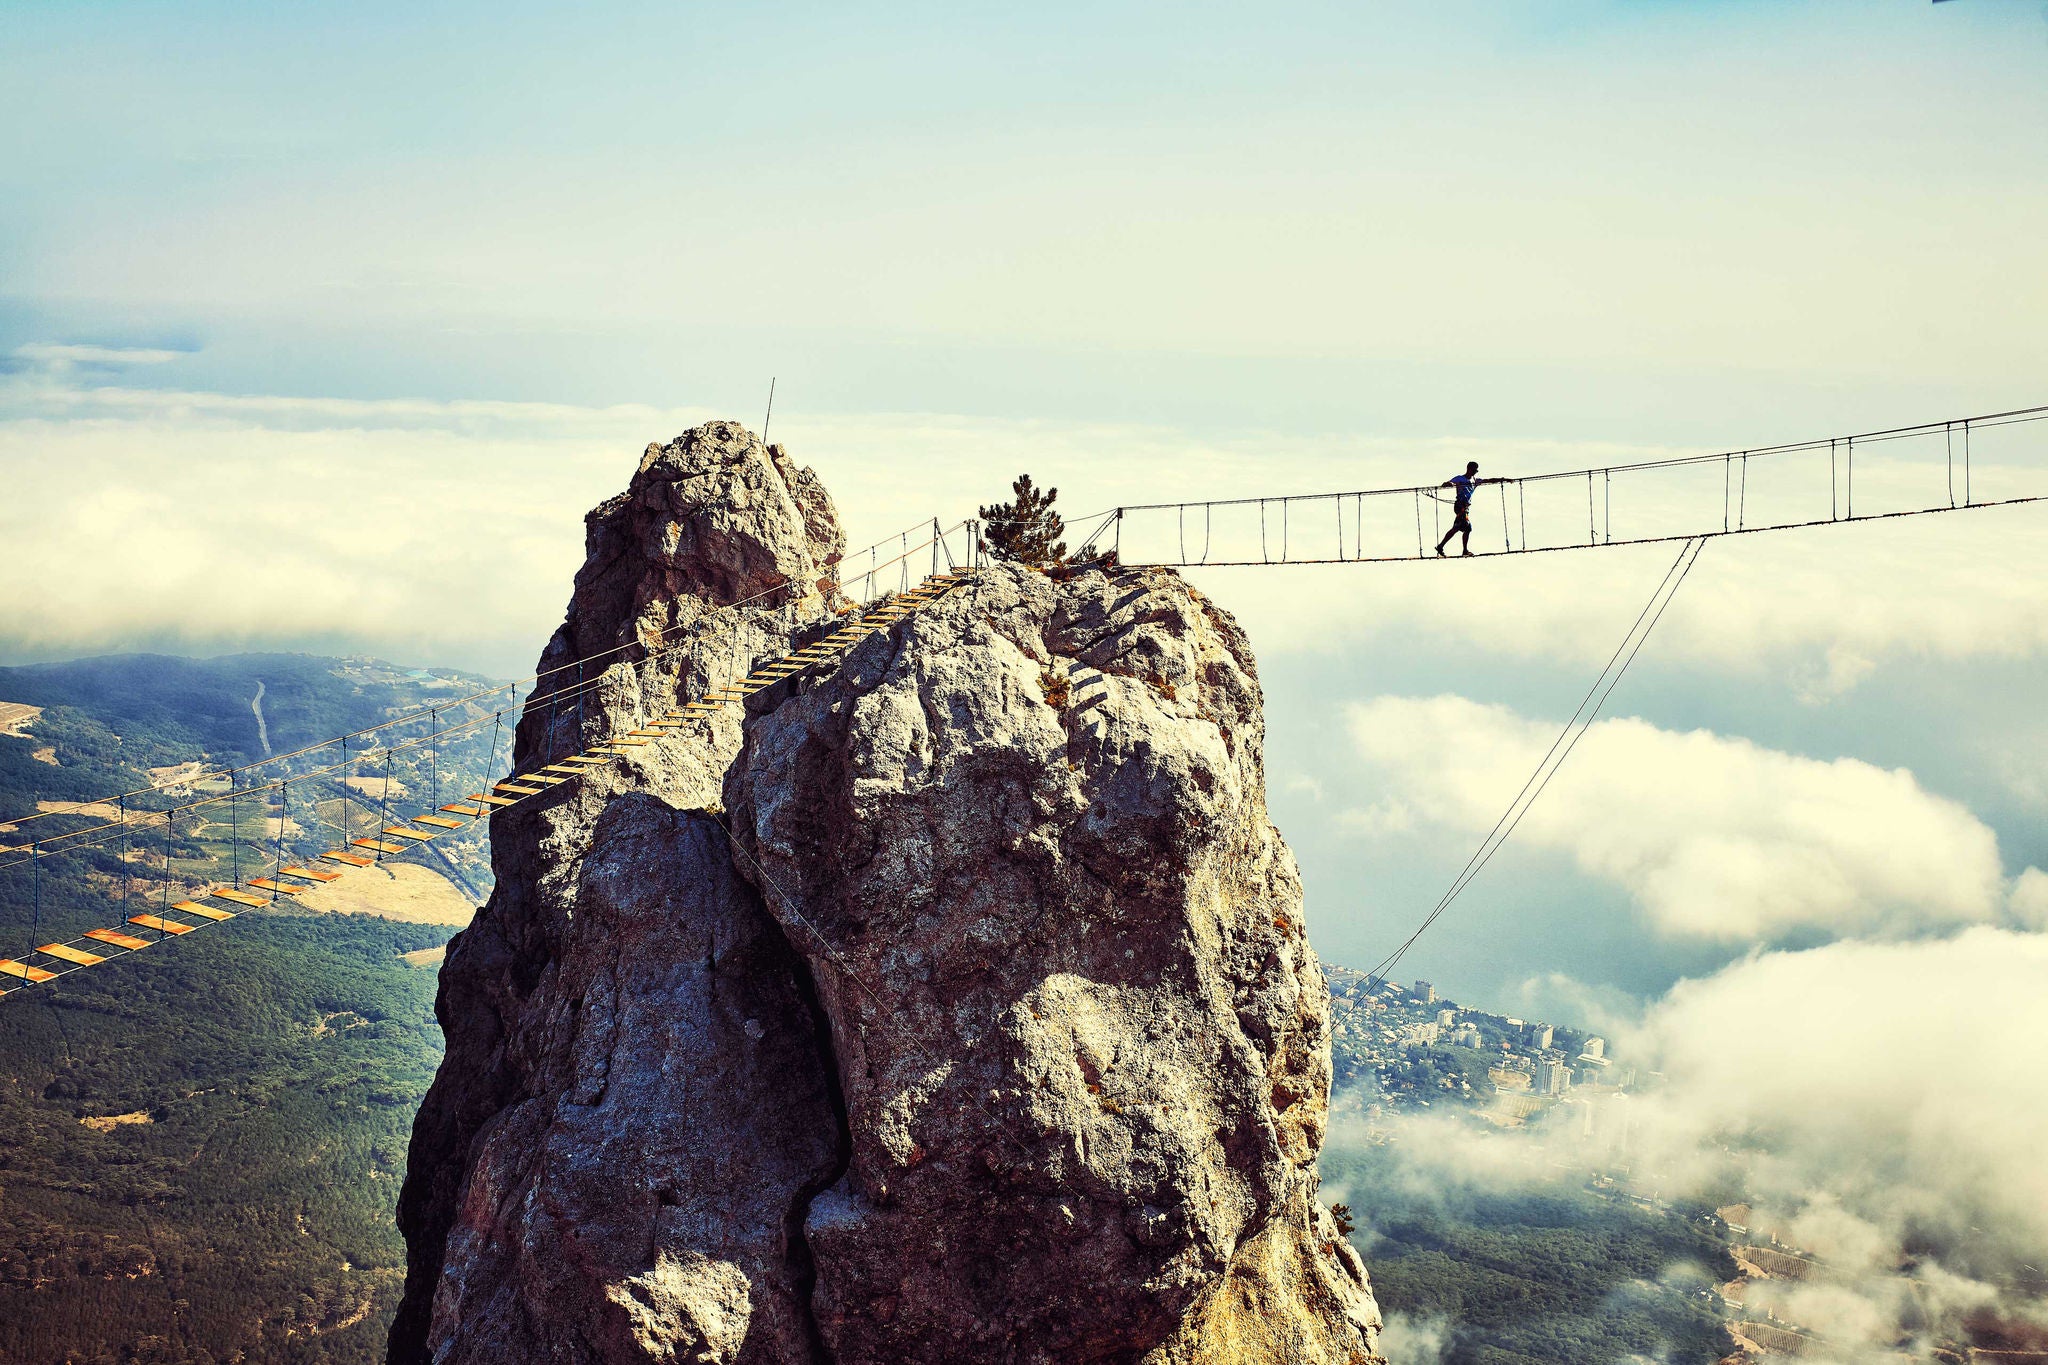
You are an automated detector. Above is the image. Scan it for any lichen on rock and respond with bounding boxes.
[390,423,1382,1364]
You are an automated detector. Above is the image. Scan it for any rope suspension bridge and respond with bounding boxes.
[1063,402,2048,568]
[2,401,2043,1001]
[0,519,986,997]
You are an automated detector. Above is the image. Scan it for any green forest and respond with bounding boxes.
[0,915,453,1364]
[1325,1138,1737,1365]
[0,655,477,1363]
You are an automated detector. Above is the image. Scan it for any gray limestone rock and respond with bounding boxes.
[390,423,847,1364]
[725,562,1381,1364]
[391,423,1382,1364]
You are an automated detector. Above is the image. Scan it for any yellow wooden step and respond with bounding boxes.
[37,943,105,967]
[176,901,236,921]
[85,928,152,951]
[128,915,194,936]
[211,887,269,907]
[412,814,466,829]
[283,864,343,882]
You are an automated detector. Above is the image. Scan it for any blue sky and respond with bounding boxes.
[4,0,2047,1020]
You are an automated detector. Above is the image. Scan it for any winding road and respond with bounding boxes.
[249,679,271,756]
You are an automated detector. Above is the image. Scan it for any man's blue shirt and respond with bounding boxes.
[1451,473,1480,508]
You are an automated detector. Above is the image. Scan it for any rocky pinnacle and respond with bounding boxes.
[389,421,1383,1364]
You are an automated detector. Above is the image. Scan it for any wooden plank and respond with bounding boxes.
[412,814,466,829]
[626,729,665,737]
[382,826,436,842]
[607,738,652,747]
[248,877,303,895]
[37,943,105,967]
[321,850,376,866]
[128,915,194,935]
[211,887,269,907]
[437,805,489,818]
[352,838,408,854]
[175,902,235,921]
[85,928,152,951]
[0,959,58,981]
[494,785,544,797]
[465,794,517,807]
[283,865,343,881]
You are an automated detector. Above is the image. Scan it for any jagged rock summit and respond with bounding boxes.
[390,422,1383,1365]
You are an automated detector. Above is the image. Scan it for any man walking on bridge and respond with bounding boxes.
[1436,461,1512,557]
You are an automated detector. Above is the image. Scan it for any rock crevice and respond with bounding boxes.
[391,422,1382,1364]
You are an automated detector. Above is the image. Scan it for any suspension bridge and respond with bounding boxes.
[2,401,2043,1000]
[1064,402,2046,566]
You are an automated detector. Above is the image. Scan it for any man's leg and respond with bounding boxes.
[1459,518,1474,555]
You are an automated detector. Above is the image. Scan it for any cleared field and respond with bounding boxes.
[294,861,476,925]
[36,799,128,821]
[342,775,407,799]
[147,761,209,792]
[0,701,42,736]
[400,944,448,969]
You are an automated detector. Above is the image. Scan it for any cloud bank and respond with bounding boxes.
[7,369,2048,691]
[1345,695,2022,941]
[1329,927,2048,1361]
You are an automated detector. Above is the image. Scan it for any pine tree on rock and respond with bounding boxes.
[978,474,1068,567]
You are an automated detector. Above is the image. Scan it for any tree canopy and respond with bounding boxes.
[978,474,1068,566]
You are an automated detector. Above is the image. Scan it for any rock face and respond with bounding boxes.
[390,422,1383,1364]
[389,423,847,1364]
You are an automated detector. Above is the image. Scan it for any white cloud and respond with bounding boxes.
[1608,928,2048,1359]
[1505,972,1642,1042]
[1344,695,2012,941]
[1629,927,2048,1254]
[12,342,189,370]
[2012,869,2048,930]
[1376,1312,1452,1365]
[1328,927,2048,1359]
[4,375,2047,692]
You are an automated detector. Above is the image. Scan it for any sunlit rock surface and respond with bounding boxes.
[390,423,1381,1364]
